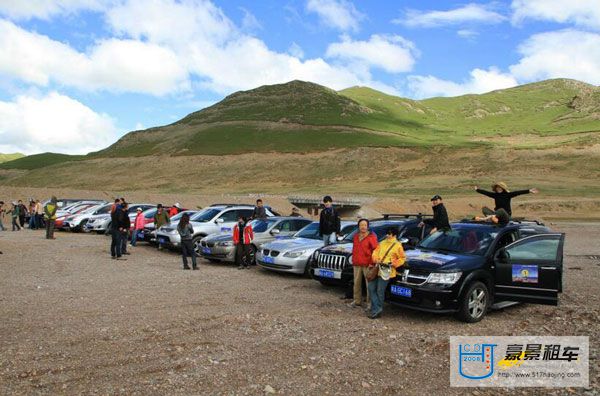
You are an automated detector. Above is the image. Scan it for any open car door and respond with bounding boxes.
[493,233,565,305]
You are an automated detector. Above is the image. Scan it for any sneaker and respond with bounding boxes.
[238,266,243,270]
[369,312,382,320]
[111,256,116,260]
[183,266,191,270]
[348,302,361,308]
[192,267,198,270]
[116,257,127,261]
[245,266,250,270]
[123,252,131,255]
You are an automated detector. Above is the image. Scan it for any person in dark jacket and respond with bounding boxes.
[475,208,510,227]
[111,202,129,260]
[475,182,538,217]
[252,199,267,220]
[319,196,341,245]
[420,195,451,235]
[17,200,27,228]
[177,213,197,270]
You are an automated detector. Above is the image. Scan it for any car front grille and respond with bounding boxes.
[317,253,347,270]
[401,268,430,285]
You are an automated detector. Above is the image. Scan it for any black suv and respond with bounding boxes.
[309,214,432,288]
[387,220,565,322]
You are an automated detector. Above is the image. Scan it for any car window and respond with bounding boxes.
[506,238,560,261]
[249,219,278,233]
[495,231,519,251]
[218,210,238,223]
[275,220,293,232]
[238,209,254,219]
[191,208,220,222]
[292,219,311,231]
[341,224,358,236]
[144,208,157,219]
[419,227,498,256]
[401,224,423,240]
[294,223,320,239]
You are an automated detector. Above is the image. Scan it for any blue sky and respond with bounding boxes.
[0,0,599,155]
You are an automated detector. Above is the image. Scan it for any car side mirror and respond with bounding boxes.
[495,248,510,263]
[270,229,280,235]
[399,237,409,244]
[336,235,344,242]
[215,218,224,224]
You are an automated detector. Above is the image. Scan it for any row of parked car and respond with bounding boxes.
[54,199,566,323]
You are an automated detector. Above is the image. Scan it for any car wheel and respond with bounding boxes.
[192,236,204,257]
[457,281,489,323]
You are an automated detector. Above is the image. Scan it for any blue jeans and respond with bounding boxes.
[322,233,336,246]
[130,229,139,246]
[29,215,37,229]
[367,277,389,316]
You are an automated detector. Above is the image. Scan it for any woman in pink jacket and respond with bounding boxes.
[130,207,145,247]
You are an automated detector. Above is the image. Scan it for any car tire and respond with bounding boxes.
[248,245,257,265]
[192,236,205,257]
[457,281,489,323]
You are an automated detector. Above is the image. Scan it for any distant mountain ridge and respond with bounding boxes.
[1,78,599,169]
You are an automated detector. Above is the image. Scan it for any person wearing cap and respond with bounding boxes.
[289,207,302,217]
[130,207,145,247]
[475,182,538,217]
[419,195,451,235]
[169,203,181,218]
[319,195,341,245]
[475,208,510,227]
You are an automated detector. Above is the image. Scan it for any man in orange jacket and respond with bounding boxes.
[233,216,254,270]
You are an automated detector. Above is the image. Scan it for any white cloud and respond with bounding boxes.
[509,29,600,84]
[0,0,114,20]
[407,67,518,99]
[457,29,479,39]
[288,42,305,59]
[0,19,190,95]
[395,3,506,28]
[240,7,262,32]
[0,92,118,155]
[326,34,417,73]
[305,0,364,32]
[511,0,600,30]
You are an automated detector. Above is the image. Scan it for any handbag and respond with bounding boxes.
[366,242,397,282]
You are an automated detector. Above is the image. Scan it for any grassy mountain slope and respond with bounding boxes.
[0,153,24,164]
[0,153,84,170]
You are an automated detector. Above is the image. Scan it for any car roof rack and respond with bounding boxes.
[509,218,546,226]
[209,203,256,207]
[369,213,433,221]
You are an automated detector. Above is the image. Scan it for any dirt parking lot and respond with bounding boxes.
[1,223,598,395]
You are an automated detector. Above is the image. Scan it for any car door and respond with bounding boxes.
[215,210,239,233]
[493,233,565,306]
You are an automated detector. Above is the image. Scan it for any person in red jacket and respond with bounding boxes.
[130,207,145,247]
[349,218,379,309]
[169,203,181,217]
[233,216,254,270]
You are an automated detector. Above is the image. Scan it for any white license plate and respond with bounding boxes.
[316,269,341,279]
[391,285,412,298]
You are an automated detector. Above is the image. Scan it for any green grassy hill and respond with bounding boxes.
[0,153,24,164]
[3,78,600,164]
[0,153,84,170]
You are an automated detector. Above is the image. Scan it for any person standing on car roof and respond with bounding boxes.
[177,213,197,270]
[169,203,181,218]
[252,199,267,220]
[233,215,254,270]
[319,196,341,246]
[419,195,451,235]
[475,182,538,217]
[368,227,406,319]
[44,196,58,239]
[130,207,145,247]
[289,207,302,217]
[349,219,378,310]
[154,204,170,250]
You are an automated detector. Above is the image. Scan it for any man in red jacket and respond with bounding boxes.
[350,219,378,308]
[233,216,254,270]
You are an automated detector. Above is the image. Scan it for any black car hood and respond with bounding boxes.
[405,248,482,271]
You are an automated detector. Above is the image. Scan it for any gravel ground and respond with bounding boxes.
[0,223,598,395]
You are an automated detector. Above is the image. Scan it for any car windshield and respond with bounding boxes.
[343,223,404,242]
[191,208,221,222]
[418,226,498,256]
[144,208,157,219]
[249,219,278,233]
[294,223,320,240]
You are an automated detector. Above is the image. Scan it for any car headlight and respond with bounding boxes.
[218,241,233,247]
[348,256,353,265]
[284,250,306,258]
[426,272,462,285]
[313,251,320,259]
